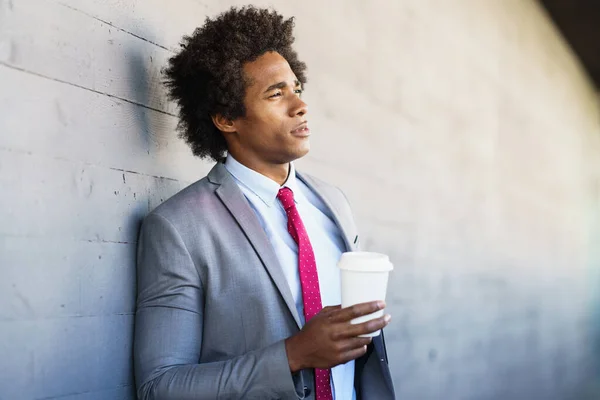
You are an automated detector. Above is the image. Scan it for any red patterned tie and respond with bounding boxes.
[277,187,333,400]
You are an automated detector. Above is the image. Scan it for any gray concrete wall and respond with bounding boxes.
[1,0,599,399]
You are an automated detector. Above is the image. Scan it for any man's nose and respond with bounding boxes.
[290,96,308,117]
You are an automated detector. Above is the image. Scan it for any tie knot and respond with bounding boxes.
[277,187,295,210]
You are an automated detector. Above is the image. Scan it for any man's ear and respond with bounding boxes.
[211,114,237,133]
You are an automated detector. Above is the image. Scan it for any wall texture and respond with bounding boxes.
[1,0,599,399]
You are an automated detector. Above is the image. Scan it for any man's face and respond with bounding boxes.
[229,51,309,164]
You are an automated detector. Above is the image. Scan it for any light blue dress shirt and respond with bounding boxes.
[225,155,356,400]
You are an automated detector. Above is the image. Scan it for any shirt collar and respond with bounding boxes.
[224,155,301,207]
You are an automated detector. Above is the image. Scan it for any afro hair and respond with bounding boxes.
[164,6,308,162]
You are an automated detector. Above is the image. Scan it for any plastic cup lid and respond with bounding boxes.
[337,251,393,272]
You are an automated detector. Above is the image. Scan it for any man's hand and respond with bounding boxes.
[285,301,391,372]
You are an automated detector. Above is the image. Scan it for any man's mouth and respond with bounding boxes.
[291,122,310,136]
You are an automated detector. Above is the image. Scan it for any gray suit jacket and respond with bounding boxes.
[134,162,396,400]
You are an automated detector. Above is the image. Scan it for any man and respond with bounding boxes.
[134,6,395,400]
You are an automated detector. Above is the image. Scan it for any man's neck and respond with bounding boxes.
[227,153,290,186]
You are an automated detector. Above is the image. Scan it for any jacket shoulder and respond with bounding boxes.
[146,176,218,225]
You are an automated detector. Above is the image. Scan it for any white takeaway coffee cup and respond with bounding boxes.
[338,252,393,337]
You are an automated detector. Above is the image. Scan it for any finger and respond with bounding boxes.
[344,314,391,337]
[329,301,386,323]
[337,345,369,365]
[337,337,373,352]
[320,305,341,315]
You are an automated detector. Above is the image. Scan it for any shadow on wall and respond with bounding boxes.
[126,40,188,212]
[569,179,600,400]
[580,180,600,400]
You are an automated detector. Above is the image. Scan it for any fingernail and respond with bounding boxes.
[384,314,391,323]
[377,300,386,309]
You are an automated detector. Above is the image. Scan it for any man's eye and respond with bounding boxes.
[294,89,303,95]
[269,91,282,98]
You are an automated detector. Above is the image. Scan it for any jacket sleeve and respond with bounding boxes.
[134,212,303,400]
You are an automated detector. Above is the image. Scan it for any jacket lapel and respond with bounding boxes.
[209,163,302,329]
[297,172,357,252]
